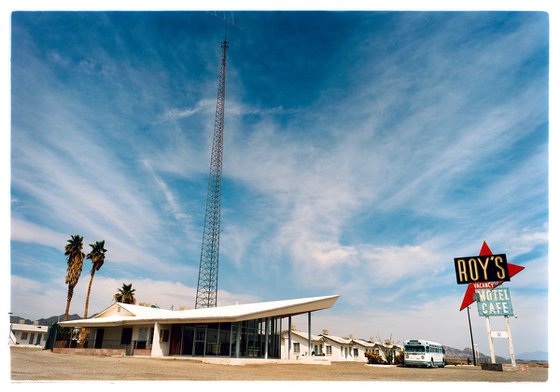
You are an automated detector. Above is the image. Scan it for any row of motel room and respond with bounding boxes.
[10,295,403,363]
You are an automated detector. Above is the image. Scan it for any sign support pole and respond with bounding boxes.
[485,316,496,364]
[504,315,516,367]
[466,306,477,365]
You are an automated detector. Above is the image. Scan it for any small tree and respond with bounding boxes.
[113,283,137,304]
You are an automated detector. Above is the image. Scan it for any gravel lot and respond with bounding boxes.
[10,347,548,382]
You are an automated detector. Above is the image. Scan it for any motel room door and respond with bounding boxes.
[94,328,104,349]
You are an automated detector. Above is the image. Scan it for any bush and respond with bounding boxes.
[365,352,387,365]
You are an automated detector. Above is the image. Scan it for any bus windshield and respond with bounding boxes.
[404,345,425,353]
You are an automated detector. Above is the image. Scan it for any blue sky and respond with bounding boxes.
[6,9,553,358]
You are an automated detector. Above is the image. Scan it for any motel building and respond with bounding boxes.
[56,295,339,362]
[281,331,403,364]
[9,321,50,347]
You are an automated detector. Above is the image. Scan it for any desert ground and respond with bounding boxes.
[10,347,548,382]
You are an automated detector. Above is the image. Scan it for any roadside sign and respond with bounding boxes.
[454,242,523,368]
[457,242,524,311]
[454,254,510,284]
[476,287,514,316]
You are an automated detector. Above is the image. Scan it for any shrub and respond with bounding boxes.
[365,352,387,365]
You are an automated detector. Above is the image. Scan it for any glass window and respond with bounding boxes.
[219,323,231,356]
[138,328,148,341]
[294,342,300,353]
[194,326,206,356]
[404,345,425,353]
[206,323,219,356]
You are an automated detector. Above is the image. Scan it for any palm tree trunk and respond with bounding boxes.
[80,271,96,345]
[83,270,95,320]
[64,285,74,321]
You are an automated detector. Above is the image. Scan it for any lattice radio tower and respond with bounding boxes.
[194,16,233,309]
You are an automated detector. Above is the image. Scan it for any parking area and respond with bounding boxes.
[10,347,548,382]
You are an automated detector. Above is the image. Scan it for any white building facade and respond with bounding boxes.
[281,329,324,359]
[280,331,402,363]
[58,295,339,360]
[9,322,49,347]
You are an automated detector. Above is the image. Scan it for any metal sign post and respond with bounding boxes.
[477,286,517,367]
[484,316,496,363]
[504,315,516,367]
[466,306,477,365]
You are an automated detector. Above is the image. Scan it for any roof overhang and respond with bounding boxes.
[59,295,339,328]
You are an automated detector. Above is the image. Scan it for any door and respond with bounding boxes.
[182,327,194,355]
[194,326,206,356]
[94,328,104,349]
[121,327,133,355]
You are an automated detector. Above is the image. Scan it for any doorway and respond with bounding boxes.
[94,328,104,349]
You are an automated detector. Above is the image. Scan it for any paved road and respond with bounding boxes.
[10,347,548,382]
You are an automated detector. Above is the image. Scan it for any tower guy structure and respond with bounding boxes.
[195,40,229,309]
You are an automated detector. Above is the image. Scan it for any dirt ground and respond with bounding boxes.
[10,347,548,382]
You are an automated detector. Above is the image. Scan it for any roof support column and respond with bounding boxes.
[264,317,269,359]
[288,316,292,359]
[151,321,163,357]
[235,322,241,358]
[308,311,312,356]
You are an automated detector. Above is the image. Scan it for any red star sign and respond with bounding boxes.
[459,241,524,311]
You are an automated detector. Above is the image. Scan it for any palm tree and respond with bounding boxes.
[83,240,107,319]
[79,240,107,344]
[113,283,137,304]
[63,235,85,321]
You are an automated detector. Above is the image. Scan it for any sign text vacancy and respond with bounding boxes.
[454,253,510,284]
[476,287,514,317]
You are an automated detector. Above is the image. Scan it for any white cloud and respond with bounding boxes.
[10,274,259,320]
[10,218,68,249]
[361,243,445,285]
[158,99,214,122]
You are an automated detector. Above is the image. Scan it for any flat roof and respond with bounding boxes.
[59,295,339,328]
[10,323,49,332]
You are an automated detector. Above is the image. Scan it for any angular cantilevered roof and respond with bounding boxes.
[59,295,339,327]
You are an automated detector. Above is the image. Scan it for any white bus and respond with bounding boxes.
[403,339,446,368]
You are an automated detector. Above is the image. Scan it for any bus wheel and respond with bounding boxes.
[430,359,434,368]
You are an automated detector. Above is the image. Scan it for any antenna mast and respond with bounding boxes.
[194,35,229,309]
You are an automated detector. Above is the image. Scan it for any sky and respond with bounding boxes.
[4,4,557,361]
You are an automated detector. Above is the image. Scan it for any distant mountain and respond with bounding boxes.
[444,345,549,364]
[517,351,548,361]
[10,314,80,326]
[443,345,508,364]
